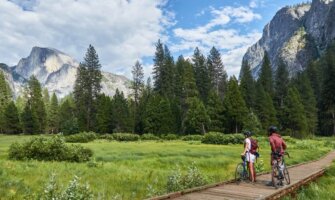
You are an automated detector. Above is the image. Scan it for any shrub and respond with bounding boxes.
[167,162,208,193]
[8,136,93,162]
[201,132,244,145]
[141,133,159,140]
[40,174,94,200]
[65,132,97,143]
[112,133,140,141]
[161,134,178,140]
[181,135,203,141]
[99,134,114,141]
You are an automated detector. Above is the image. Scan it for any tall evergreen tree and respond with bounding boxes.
[0,71,12,133]
[282,87,308,138]
[27,76,46,134]
[3,102,21,134]
[223,76,248,133]
[239,60,256,109]
[184,97,210,134]
[111,89,132,132]
[192,47,210,103]
[274,60,289,109]
[207,47,227,97]
[294,73,318,135]
[48,93,59,134]
[258,52,274,96]
[206,91,224,132]
[74,45,102,131]
[21,100,38,134]
[95,94,113,133]
[59,97,79,135]
[152,39,165,94]
[131,61,144,133]
[42,88,50,132]
[254,81,277,130]
[319,45,335,136]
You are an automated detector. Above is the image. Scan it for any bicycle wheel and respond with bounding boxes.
[235,163,244,183]
[271,164,280,189]
[283,167,290,185]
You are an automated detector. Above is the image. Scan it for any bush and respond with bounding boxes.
[141,134,159,140]
[99,134,114,141]
[201,132,244,145]
[181,135,203,141]
[40,174,94,200]
[161,134,178,140]
[65,132,97,143]
[167,162,208,193]
[8,136,93,162]
[112,133,140,141]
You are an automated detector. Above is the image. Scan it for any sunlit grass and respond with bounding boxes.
[0,134,333,199]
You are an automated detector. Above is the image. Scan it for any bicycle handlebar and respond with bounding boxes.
[284,152,291,158]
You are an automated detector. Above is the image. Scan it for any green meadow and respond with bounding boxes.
[0,135,333,199]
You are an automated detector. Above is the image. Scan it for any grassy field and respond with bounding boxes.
[0,135,333,199]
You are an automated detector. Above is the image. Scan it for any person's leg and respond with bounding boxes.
[248,162,255,182]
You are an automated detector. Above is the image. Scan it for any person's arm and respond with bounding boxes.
[241,140,249,155]
[282,139,287,150]
[269,137,275,152]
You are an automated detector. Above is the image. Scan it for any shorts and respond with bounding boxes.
[246,152,256,163]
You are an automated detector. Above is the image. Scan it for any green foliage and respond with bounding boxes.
[65,132,97,143]
[95,94,113,133]
[112,133,140,141]
[255,159,265,173]
[206,91,224,132]
[0,71,12,133]
[193,47,210,102]
[21,102,39,134]
[3,102,21,134]
[167,163,208,193]
[207,46,227,97]
[258,51,274,95]
[201,132,244,145]
[223,77,248,133]
[111,89,132,133]
[8,136,93,162]
[39,174,94,200]
[141,133,159,140]
[161,134,178,140]
[59,98,79,135]
[243,111,262,135]
[184,97,210,134]
[239,60,256,109]
[181,135,203,141]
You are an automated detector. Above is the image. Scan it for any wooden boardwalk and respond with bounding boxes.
[151,151,335,200]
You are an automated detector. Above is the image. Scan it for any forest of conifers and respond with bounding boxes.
[1,41,335,137]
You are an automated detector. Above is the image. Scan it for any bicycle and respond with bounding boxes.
[271,152,290,188]
[235,155,249,183]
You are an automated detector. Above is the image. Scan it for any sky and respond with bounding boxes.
[1,0,305,79]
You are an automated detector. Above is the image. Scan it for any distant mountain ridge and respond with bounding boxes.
[241,0,335,78]
[0,47,131,98]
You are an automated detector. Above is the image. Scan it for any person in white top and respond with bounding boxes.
[241,131,256,182]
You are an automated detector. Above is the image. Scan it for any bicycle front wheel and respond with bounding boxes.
[235,163,247,183]
[283,167,290,185]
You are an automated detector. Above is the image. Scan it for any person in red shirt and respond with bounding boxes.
[268,126,287,166]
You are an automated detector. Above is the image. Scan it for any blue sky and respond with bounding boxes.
[1,0,305,78]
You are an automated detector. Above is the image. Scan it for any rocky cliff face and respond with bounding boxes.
[0,47,131,98]
[241,0,335,78]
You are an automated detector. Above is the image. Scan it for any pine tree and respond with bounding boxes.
[152,39,165,94]
[243,111,262,134]
[274,60,289,109]
[0,71,12,133]
[21,100,38,134]
[131,61,144,133]
[258,52,274,96]
[48,93,59,134]
[207,47,227,97]
[184,97,210,134]
[59,97,79,135]
[282,87,308,138]
[96,94,113,133]
[239,60,256,109]
[74,45,102,131]
[42,88,50,132]
[193,47,210,103]
[293,73,318,135]
[206,91,224,132]
[27,76,46,134]
[254,81,277,130]
[111,89,132,132]
[223,76,248,133]
[3,102,21,134]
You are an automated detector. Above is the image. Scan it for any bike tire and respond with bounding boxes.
[283,167,290,185]
[271,164,279,189]
[235,163,248,183]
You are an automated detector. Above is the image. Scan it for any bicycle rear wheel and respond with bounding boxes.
[271,164,280,189]
[283,167,290,185]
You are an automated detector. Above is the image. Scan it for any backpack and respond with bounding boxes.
[249,138,259,155]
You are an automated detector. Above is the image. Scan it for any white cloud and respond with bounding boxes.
[0,0,172,77]
[171,5,262,77]
[249,0,266,8]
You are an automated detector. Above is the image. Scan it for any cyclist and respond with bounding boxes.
[241,131,256,182]
[268,126,287,178]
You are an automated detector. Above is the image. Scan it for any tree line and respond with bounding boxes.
[0,42,335,137]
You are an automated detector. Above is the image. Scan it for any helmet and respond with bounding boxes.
[268,126,278,135]
[243,131,252,137]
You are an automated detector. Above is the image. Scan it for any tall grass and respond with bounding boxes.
[0,134,333,199]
